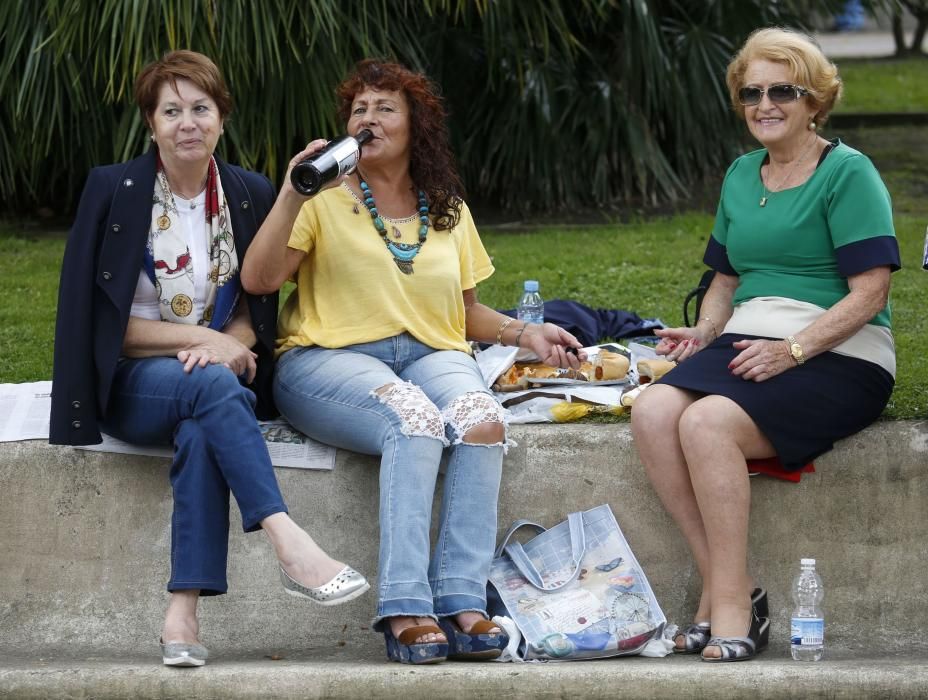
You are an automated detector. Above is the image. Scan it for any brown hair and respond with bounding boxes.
[726,28,842,126]
[133,50,233,124]
[336,59,463,231]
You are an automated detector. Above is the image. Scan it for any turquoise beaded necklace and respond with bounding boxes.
[359,177,429,275]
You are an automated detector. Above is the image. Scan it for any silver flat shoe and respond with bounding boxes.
[279,564,370,606]
[160,638,208,667]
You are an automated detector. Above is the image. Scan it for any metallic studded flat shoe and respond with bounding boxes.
[279,564,370,606]
[160,638,209,667]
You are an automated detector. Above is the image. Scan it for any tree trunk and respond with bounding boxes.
[892,11,909,57]
[900,0,928,55]
[910,16,928,54]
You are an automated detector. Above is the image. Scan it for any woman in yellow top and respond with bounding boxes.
[242,59,583,664]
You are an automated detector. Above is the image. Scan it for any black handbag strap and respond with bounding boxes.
[683,269,716,327]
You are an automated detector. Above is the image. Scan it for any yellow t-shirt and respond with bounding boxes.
[277,183,495,355]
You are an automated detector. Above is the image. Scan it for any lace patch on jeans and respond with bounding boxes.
[372,381,448,445]
[441,392,508,450]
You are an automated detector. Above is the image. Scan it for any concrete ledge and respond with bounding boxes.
[2,421,927,692]
[3,651,927,700]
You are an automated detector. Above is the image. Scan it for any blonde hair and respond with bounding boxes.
[726,28,842,126]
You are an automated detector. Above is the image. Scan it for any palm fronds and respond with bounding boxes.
[0,0,830,216]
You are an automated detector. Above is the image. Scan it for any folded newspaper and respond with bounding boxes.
[0,381,334,470]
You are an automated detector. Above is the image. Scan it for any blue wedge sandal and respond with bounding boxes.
[384,624,449,664]
[437,617,509,660]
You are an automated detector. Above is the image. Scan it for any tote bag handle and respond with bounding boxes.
[504,511,586,592]
[493,519,547,559]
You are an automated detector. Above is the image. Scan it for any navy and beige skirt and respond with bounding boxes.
[655,333,894,470]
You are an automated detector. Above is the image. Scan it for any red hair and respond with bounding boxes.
[337,60,463,231]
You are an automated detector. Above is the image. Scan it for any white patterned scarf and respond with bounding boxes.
[144,156,240,328]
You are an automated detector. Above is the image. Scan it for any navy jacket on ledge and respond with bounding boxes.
[49,149,279,446]
[499,299,663,348]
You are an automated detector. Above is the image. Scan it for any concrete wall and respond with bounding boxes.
[1,421,926,657]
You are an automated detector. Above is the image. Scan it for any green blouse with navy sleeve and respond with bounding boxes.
[704,140,900,328]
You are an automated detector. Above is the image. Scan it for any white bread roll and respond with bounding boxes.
[637,358,676,383]
[593,350,630,381]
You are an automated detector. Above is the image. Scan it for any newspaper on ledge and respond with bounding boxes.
[0,381,335,471]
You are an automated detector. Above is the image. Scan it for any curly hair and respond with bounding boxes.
[336,59,463,231]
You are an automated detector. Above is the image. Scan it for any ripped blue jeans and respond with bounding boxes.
[273,333,505,630]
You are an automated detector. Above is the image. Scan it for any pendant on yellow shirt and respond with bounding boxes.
[359,177,430,276]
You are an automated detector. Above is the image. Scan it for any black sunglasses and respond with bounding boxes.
[738,83,810,106]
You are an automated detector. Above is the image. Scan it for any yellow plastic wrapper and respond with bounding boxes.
[549,402,626,422]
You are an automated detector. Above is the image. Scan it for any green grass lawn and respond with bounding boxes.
[835,58,928,113]
[2,211,926,420]
[0,234,63,383]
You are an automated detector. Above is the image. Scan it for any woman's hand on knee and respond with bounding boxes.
[177,332,257,382]
[729,339,793,382]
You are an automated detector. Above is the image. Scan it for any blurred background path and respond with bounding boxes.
[816,30,927,57]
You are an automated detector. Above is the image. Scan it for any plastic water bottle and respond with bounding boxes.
[517,280,544,325]
[791,558,825,661]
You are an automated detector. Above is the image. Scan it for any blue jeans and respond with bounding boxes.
[102,357,288,595]
[274,333,505,630]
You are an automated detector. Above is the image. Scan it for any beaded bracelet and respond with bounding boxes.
[496,317,515,345]
[699,315,719,341]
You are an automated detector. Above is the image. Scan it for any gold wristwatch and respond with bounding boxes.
[786,335,805,365]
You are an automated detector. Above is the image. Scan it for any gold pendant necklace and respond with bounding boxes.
[759,134,818,207]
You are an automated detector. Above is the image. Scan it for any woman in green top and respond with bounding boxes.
[631,28,899,662]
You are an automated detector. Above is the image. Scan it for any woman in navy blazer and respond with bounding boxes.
[50,50,368,667]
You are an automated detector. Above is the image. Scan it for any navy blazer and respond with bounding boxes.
[50,150,279,445]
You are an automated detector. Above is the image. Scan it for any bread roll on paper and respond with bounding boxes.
[637,358,676,383]
[492,361,594,391]
[593,350,630,381]
[525,363,592,382]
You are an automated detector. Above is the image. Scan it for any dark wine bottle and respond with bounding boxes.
[290,129,373,196]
